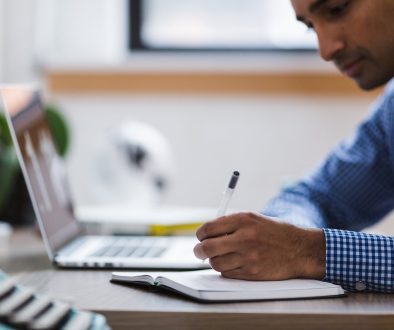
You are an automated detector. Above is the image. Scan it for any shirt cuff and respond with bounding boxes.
[323,228,394,292]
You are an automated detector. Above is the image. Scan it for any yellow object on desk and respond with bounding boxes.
[149,222,203,236]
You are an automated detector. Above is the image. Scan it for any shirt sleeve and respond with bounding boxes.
[262,80,394,292]
[263,81,394,230]
[324,228,394,292]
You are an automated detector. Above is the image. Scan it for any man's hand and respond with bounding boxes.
[194,212,326,281]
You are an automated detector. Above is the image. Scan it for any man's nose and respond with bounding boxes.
[316,28,346,62]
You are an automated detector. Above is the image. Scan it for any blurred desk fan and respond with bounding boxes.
[92,121,174,207]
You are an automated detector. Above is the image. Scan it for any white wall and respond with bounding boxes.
[0,0,128,82]
[0,0,38,82]
[0,0,3,80]
[35,0,128,65]
[56,93,371,209]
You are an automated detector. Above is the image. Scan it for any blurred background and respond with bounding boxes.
[0,0,393,233]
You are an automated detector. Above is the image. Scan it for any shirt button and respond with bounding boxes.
[355,281,366,291]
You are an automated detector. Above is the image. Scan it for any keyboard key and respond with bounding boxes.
[0,279,16,299]
[0,288,34,318]
[10,295,52,326]
[62,310,92,330]
[30,302,70,330]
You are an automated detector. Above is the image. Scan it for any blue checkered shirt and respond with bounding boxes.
[263,79,394,292]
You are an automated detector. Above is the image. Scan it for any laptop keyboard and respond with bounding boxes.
[89,237,167,259]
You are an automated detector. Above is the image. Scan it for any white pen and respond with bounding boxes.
[216,171,240,217]
[201,171,240,264]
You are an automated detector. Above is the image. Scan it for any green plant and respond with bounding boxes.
[45,105,70,157]
[0,113,20,213]
[0,113,12,149]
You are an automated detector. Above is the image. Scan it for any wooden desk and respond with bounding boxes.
[2,229,394,330]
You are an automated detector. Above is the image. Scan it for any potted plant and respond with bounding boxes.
[0,114,19,215]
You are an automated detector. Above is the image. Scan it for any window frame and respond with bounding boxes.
[128,0,316,53]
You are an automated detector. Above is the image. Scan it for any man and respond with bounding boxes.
[193,0,394,292]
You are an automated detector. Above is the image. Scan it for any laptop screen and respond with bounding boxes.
[1,87,81,257]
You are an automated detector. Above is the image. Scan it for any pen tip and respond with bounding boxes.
[229,171,240,189]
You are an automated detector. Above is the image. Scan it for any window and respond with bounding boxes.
[129,0,317,51]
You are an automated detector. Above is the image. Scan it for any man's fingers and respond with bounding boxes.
[209,253,242,272]
[193,242,208,259]
[193,234,237,260]
[196,215,242,241]
[220,268,246,280]
[221,268,258,280]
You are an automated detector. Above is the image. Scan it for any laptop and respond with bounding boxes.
[1,86,209,270]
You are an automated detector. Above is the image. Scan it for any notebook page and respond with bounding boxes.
[158,269,339,292]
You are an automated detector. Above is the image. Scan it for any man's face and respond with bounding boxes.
[291,0,394,90]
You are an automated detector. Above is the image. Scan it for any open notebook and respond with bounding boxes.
[111,269,345,302]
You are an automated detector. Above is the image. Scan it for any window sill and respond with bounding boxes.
[44,52,381,96]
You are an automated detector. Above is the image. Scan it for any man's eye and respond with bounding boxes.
[328,2,349,17]
[305,22,314,31]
